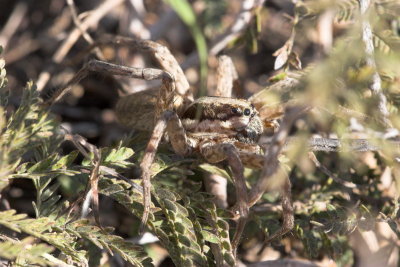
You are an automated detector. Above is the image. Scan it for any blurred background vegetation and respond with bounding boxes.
[0,0,399,266]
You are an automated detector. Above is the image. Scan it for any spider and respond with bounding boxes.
[42,36,294,255]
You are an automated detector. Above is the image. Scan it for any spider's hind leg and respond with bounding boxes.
[93,36,191,96]
[199,142,249,256]
[41,59,173,106]
[244,153,294,244]
[239,149,295,245]
[263,174,294,243]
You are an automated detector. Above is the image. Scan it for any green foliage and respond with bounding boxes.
[0,53,153,266]
[0,210,152,266]
[165,0,208,97]
[99,172,235,267]
[1,0,400,266]
[0,209,88,265]
[295,0,360,21]
[373,30,400,54]
[246,0,400,259]
[0,237,55,266]
[295,0,400,22]
[67,219,152,267]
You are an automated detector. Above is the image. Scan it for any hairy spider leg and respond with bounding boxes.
[199,142,249,256]
[235,145,294,249]
[90,35,191,97]
[41,54,189,233]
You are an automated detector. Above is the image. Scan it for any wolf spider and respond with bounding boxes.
[42,36,294,255]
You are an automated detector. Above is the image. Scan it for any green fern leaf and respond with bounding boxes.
[0,210,88,265]
[0,237,55,266]
[68,219,153,267]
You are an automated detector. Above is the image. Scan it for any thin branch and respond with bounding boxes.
[209,0,265,56]
[4,39,41,64]
[308,152,359,189]
[0,2,28,50]
[66,0,105,60]
[88,147,101,226]
[36,0,124,91]
[259,137,400,153]
[359,0,392,128]
[203,55,239,211]
[215,55,238,97]
[64,132,102,227]
[126,0,151,39]
[53,0,123,63]
[182,0,266,69]
[306,137,380,152]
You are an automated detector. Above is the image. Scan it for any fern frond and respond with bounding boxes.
[152,187,208,266]
[335,0,359,22]
[188,191,236,266]
[67,219,153,267]
[0,237,55,266]
[82,143,134,169]
[295,0,359,22]
[0,80,63,192]
[373,30,400,54]
[0,210,153,266]
[375,0,400,19]
[99,170,237,267]
[0,210,88,265]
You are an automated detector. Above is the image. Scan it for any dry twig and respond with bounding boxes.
[64,133,102,227]
[182,0,266,69]
[0,2,28,50]
[66,0,105,60]
[308,151,358,189]
[36,0,125,91]
[203,55,240,211]
[359,0,392,128]
[126,0,151,39]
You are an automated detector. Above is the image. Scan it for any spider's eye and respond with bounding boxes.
[231,107,240,114]
[244,108,251,116]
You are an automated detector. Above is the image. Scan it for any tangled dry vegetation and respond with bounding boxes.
[0,0,400,266]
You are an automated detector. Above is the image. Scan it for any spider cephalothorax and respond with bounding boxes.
[182,97,263,144]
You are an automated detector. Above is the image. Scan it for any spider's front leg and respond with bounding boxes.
[139,109,192,233]
[138,73,193,233]
[199,142,249,256]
